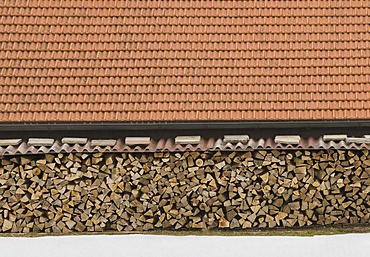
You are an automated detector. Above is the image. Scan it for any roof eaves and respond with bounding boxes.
[0,120,370,131]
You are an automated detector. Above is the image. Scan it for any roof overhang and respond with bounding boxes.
[0,120,370,131]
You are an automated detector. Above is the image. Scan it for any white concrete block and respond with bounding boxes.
[125,137,151,145]
[346,137,370,144]
[91,139,116,146]
[175,136,201,145]
[0,139,22,146]
[28,138,55,146]
[223,135,249,143]
[323,135,347,142]
[61,137,88,145]
[274,135,301,145]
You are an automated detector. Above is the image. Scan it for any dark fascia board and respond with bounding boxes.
[0,120,369,131]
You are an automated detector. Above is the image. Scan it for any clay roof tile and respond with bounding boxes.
[1,1,370,122]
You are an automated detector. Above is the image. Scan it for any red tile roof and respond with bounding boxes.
[1,1,370,122]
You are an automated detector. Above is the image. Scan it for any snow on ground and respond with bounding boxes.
[0,233,369,257]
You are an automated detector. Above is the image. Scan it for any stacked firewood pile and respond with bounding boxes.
[0,150,369,233]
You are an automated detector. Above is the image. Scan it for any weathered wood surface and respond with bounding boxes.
[0,150,369,233]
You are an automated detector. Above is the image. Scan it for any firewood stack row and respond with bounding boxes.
[0,149,369,233]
